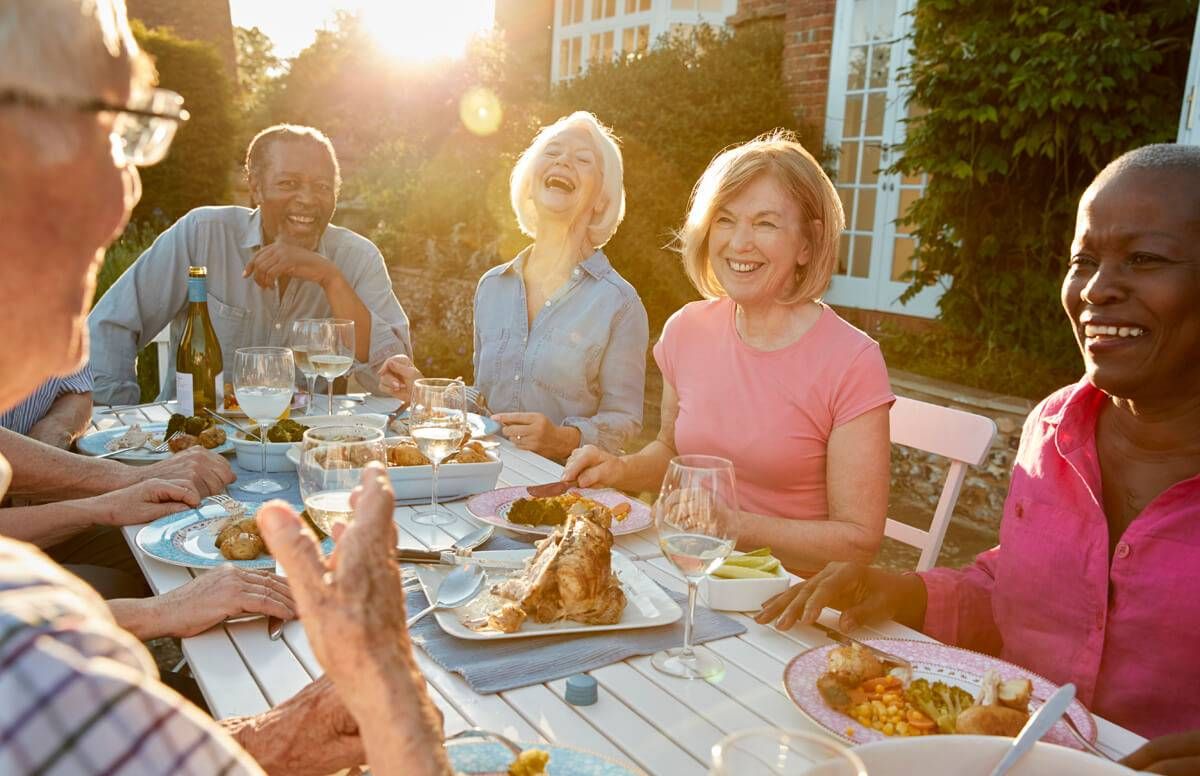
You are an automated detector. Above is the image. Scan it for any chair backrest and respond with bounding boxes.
[151,326,171,394]
[886,396,998,571]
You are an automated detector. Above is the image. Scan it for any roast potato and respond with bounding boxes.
[955,704,1029,737]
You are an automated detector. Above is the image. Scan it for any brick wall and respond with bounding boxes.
[730,0,838,142]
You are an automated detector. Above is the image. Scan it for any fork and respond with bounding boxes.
[1056,706,1115,760]
[463,385,490,415]
[93,430,180,458]
[203,493,247,517]
[151,430,184,453]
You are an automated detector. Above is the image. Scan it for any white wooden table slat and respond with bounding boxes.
[94,396,1146,772]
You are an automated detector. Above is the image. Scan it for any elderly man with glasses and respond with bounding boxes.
[87,118,413,407]
[0,2,450,774]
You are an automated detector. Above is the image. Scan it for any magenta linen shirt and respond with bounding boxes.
[920,380,1200,738]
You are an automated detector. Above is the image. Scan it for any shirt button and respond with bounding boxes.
[1014,503,1024,518]
[274,323,281,330]
[544,300,552,307]
[514,374,521,381]
[573,268,581,276]
[1115,542,1130,560]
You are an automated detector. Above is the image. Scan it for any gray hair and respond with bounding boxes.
[1095,143,1200,185]
[509,111,626,249]
[0,0,154,164]
[244,124,342,196]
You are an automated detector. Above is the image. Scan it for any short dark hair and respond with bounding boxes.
[244,124,342,194]
[1096,143,1200,186]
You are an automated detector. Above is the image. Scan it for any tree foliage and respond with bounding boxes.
[893,0,1193,368]
[132,22,238,223]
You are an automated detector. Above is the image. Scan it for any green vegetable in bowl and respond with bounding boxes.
[245,419,310,443]
[711,547,783,579]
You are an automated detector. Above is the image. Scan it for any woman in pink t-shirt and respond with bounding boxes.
[564,131,894,573]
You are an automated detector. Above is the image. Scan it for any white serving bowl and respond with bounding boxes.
[283,442,503,502]
[700,555,790,612]
[233,414,388,472]
[803,735,1133,775]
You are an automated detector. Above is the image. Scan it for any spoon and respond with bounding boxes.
[988,683,1077,776]
[452,525,494,552]
[406,563,486,627]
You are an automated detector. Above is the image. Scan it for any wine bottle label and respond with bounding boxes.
[187,276,207,303]
[176,372,195,415]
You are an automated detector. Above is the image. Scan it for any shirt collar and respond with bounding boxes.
[239,208,331,254]
[502,246,610,278]
[1049,378,1108,454]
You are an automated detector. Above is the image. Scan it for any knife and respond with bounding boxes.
[393,549,526,571]
[988,683,1077,776]
[814,622,914,682]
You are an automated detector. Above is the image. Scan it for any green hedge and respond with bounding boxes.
[132,22,238,223]
[893,0,1194,373]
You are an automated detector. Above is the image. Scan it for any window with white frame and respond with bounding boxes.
[592,0,617,20]
[589,30,615,63]
[622,24,650,59]
[561,0,585,27]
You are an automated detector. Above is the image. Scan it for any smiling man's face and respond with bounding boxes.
[252,139,337,250]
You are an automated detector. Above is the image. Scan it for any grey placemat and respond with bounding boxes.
[406,561,747,694]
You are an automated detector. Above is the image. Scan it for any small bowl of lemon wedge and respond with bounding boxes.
[701,548,790,612]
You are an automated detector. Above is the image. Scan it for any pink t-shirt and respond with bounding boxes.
[653,298,894,520]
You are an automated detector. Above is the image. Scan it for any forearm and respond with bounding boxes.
[322,272,372,362]
[108,596,170,640]
[0,427,133,500]
[0,499,106,547]
[353,683,451,776]
[27,392,94,449]
[611,439,674,493]
[736,512,881,574]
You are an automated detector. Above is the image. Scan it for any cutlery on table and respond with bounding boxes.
[406,564,486,626]
[267,616,286,641]
[988,683,1077,775]
[450,524,494,552]
[384,400,408,429]
[814,622,914,682]
[92,430,183,458]
[393,548,526,571]
[525,480,576,498]
[202,407,255,435]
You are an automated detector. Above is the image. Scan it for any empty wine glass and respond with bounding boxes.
[291,318,322,415]
[409,378,469,527]
[653,455,738,680]
[233,347,295,494]
[304,318,355,415]
[709,728,868,776]
[298,426,386,538]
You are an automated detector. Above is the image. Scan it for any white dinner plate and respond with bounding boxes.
[804,735,1133,775]
[412,549,682,640]
[77,422,235,463]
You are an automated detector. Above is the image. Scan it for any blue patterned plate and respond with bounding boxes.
[135,501,333,570]
[78,422,235,462]
[446,741,643,775]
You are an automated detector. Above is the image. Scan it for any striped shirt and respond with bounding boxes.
[0,536,262,775]
[0,367,93,436]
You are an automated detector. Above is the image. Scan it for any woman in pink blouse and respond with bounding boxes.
[757,145,1200,766]
[564,131,894,574]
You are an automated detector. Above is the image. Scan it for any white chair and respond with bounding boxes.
[885,396,998,571]
[151,326,171,394]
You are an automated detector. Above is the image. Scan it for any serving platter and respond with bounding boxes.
[412,549,681,640]
[285,443,503,502]
[783,638,1097,750]
[466,486,653,537]
[135,501,334,570]
[77,422,235,462]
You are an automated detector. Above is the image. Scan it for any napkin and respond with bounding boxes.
[405,541,747,694]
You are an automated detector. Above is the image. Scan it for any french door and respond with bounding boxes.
[822,0,942,318]
[1178,9,1200,144]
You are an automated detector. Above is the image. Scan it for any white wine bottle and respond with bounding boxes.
[175,266,224,415]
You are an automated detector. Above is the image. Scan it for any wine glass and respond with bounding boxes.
[233,347,295,494]
[409,377,469,527]
[305,318,355,416]
[298,426,386,538]
[291,319,322,416]
[653,454,738,680]
[709,728,868,776]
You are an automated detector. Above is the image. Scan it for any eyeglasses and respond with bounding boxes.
[0,87,189,166]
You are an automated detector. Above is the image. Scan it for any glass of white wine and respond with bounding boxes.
[653,454,738,680]
[305,318,355,416]
[290,319,322,416]
[409,377,469,527]
[709,728,867,776]
[298,426,386,537]
[233,347,295,494]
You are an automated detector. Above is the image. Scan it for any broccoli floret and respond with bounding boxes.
[904,679,975,734]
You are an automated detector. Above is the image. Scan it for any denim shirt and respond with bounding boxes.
[473,248,649,453]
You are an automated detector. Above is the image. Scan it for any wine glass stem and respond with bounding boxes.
[681,579,698,658]
[259,433,268,476]
[327,377,334,416]
[306,375,317,415]
[429,461,440,516]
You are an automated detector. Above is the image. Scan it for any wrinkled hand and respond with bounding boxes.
[156,565,295,638]
[257,462,410,696]
[377,354,424,402]
[134,446,235,497]
[1121,730,1200,774]
[231,675,365,776]
[244,242,336,289]
[93,478,200,527]
[492,411,576,457]
[755,562,902,631]
[562,444,622,488]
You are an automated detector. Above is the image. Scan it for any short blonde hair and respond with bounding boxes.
[679,130,844,304]
[509,111,626,249]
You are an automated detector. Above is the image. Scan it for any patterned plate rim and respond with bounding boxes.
[79,422,235,460]
[445,740,646,775]
[782,638,1097,749]
[465,485,652,536]
[135,503,331,570]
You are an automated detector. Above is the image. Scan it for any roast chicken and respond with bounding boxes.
[488,502,626,632]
